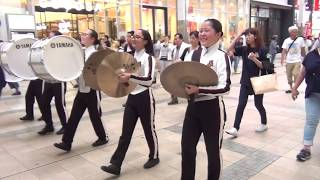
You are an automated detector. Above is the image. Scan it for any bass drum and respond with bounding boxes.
[0,38,37,82]
[29,35,84,83]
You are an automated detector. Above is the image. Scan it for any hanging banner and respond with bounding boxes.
[304,22,312,37]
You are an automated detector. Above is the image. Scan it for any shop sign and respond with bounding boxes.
[315,0,320,11]
[304,22,312,37]
[253,0,289,6]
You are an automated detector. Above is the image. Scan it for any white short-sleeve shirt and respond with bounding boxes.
[282,37,305,63]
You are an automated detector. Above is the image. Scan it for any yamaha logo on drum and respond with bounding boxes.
[16,43,32,49]
[50,42,74,48]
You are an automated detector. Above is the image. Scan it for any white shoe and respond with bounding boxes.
[255,124,268,132]
[225,128,238,137]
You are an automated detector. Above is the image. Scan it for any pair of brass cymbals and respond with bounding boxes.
[96,52,140,98]
[83,47,115,90]
[84,50,218,98]
[83,49,141,97]
[160,61,218,98]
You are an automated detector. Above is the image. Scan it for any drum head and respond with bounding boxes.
[0,42,22,82]
[42,36,84,82]
[4,38,37,80]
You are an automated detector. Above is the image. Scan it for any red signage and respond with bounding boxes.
[315,0,320,11]
[304,22,312,37]
[295,0,300,9]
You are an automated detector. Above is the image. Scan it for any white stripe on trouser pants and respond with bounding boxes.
[149,89,158,158]
[218,96,225,179]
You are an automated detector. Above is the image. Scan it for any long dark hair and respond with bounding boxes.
[139,29,154,56]
[244,28,264,49]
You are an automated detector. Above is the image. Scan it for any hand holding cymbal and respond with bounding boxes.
[185,84,199,95]
[118,73,131,83]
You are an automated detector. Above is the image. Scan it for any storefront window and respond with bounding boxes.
[188,0,199,9]
[141,7,154,37]
[133,5,141,31]
[199,0,212,10]
[105,2,117,39]
[168,1,176,40]
[213,0,225,13]
[142,0,167,6]
[226,0,238,42]
[0,0,27,9]
[118,5,132,36]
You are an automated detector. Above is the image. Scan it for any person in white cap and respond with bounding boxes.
[281,25,306,93]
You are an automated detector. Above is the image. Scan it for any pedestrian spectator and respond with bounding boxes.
[8,82,21,95]
[310,33,320,51]
[269,35,279,64]
[153,38,162,60]
[281,25,306,93]
[124,31,135,55]
[226,28,273,137]
[229,37,243,74]
[291,44,320,162]
[168,33,190,105]
[118,36,126,52]
[158,35,173,73]
[304,36,313,53]
[103,35,111,48]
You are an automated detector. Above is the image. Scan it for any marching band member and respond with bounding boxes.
[38,31,68,135]
[168,33,190,105]
[53,29,108,151]
[180,31,203,62]
[20,79,44,121]
[101,29,159,175]
[181,19,231,180]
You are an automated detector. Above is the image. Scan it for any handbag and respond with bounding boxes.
[250,71,278,95]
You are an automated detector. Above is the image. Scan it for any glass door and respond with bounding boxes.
[141,5,168,41]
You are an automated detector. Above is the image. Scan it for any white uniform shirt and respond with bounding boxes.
[183,46,202,62]
[195,42,231,102]
[171,42,190,61]
[129,49,155,95]
[184,48,194,62]
[79,45,96,93]
[282,37,305,63]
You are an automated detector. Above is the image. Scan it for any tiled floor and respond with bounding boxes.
[0,60,319,180]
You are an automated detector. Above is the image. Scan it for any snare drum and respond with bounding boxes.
[0,38,37,82]
[29,35,84,82]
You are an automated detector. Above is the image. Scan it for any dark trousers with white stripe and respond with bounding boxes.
[62,89,106,144]
[110,89,158,167]
[42,82,67,128]
[181,98,226,180]
[25,79,43,118]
